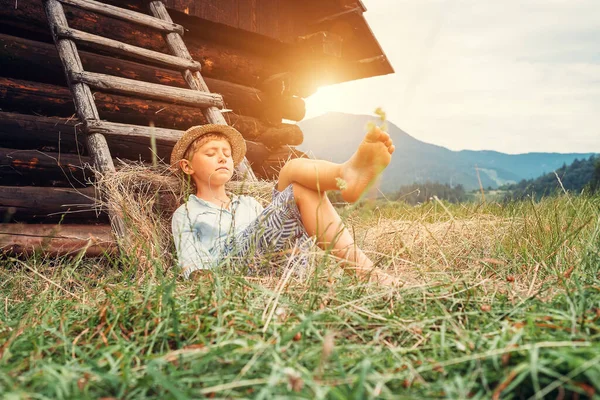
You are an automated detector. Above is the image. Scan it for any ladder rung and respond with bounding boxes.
[55,26,201,72]
[57,0,185,35]
[85,120,183,142]
[70,71,224,109]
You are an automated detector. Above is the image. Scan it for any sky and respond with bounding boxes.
[304,0,600,154]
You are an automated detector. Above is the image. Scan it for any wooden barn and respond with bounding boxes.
[0,0,393,255]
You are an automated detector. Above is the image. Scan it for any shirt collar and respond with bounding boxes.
[189,193,239,211]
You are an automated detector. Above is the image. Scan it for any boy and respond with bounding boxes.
[171,124,398,285]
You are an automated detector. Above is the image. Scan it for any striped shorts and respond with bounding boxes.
[219,184,312,273]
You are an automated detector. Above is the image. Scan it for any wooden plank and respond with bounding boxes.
[55,26,202,71]
[0,223,115,257]
[58,0,185,35]
[85,120,182,142]
[69,71,224,109]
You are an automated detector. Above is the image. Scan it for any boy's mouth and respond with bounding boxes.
[216,167,229,171]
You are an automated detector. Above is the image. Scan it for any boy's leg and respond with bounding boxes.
[277,127,395,203]
[292,182,397,285]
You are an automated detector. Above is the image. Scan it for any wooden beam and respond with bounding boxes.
[0,223,115,257]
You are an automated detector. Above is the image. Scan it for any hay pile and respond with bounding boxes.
[352,215,551,295]
[95,161,275,277]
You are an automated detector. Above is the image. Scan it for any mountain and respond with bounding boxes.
[298,112,597,192]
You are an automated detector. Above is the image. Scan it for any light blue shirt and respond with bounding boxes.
[171,194,264,278]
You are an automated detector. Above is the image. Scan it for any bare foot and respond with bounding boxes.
[353,265,403,287]
[340,127,395,203]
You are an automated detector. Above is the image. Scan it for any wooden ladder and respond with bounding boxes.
[43,0,258,238]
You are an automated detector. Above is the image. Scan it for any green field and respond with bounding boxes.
[1,195,599,399]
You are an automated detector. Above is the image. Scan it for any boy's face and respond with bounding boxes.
[180,138,234,187]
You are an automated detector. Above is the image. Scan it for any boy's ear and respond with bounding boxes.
[179,159,194,175]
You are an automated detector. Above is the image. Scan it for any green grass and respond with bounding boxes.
[1,195,599,399]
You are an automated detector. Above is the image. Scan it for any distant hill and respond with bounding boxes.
[502,155,599,199]
[298,112,597,192]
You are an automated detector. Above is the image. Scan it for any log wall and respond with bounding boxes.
[0,0,311,247]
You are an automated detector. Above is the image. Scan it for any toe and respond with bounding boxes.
[380,132,390,142]
[389,145,395,154]
[366,126,382,141]
[385,139,393,147]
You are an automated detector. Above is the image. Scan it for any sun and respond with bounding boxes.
[304,85,351,119]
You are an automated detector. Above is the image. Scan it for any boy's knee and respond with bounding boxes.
[291,182,325,203]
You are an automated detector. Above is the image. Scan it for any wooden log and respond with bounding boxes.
[0,186,98,220]
[0,79,304,150]
[55,26,202,72]
[0,111,274,171]
[0,34,304,122]
[0,223,115,257]
[0,0,282,89]
[255,146,309,180]
[0,111,84,153]
[226,115,304,148]
[0,147,91,187]
[57,0,185,35]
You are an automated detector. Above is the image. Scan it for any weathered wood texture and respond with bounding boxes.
[58,0,185,35]
[70,71,224,109]
[56,26,202,71]
[0,0,283,89]
[44,0,115,172]
[148,0,255,180]
[0,223,115,257]
[0,78,303,150]
[256,145,309,180]
[0,111,276,174]
[0,186,98,220]
[161,0,303,43]
[45,0,127,237]
[0,34,305,123]
[0,147,91,187]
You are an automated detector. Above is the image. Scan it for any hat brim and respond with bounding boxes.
[170,124,246,168]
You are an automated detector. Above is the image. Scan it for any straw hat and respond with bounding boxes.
[170,124,246,168]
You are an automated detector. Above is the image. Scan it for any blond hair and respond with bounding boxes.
[182,132,231,161]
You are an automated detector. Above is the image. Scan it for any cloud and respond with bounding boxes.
[305,0,600,154]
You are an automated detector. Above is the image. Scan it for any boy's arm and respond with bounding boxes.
[172,210,216,279]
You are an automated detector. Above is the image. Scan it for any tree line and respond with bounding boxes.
[391,182,468,205]
[501,155,600,200]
